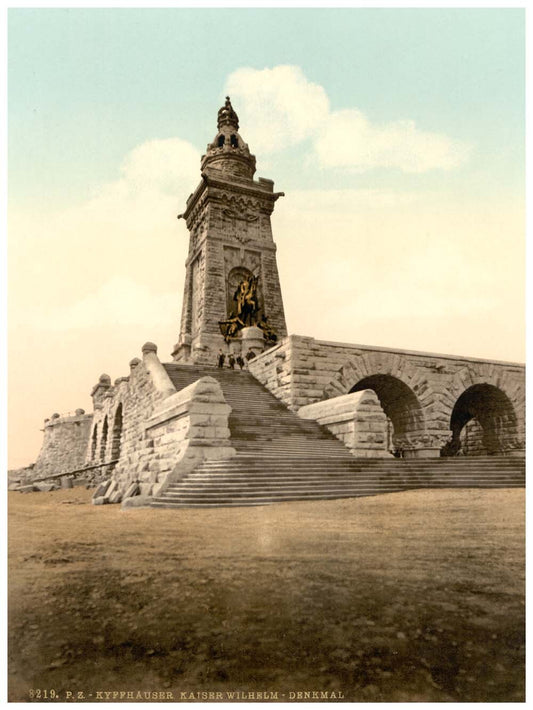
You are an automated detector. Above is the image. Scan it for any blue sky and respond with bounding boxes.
[7,8,526,468]
[9,9,524,204]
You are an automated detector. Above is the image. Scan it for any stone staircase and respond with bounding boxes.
[151,364,525,509]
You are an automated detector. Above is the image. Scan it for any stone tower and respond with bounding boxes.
[172,97,287,364]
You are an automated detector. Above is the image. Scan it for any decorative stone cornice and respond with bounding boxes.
[179,172,283,225]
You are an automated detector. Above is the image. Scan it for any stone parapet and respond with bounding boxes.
[141,342,176,397]
[299,390,392,458]
[85,342,236,505]
[249,334,525,457]
[145,377,236,499]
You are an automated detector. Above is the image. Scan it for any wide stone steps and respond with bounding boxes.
[223,444,353,456]
[163,364,350,455]
[152,484,523,509]
[152,455,525,508]
[154,364,525,508]
[171,471,524,484]
[198,457,525,471]
[162,480,523,494]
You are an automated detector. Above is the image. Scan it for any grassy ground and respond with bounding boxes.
[8,487,524,702]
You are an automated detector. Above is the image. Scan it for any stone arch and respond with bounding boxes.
[90,424,98,461]
[442,365,525,452]
[349,375,425,446]
[110,403,123,463]
[446,383,520,456]
[323,352,435,450]
[100,416,108,462]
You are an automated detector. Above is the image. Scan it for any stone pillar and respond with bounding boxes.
[91,374,111,409]
[241,326,265,357]
[141,342,176,397]
[176,333,192,361]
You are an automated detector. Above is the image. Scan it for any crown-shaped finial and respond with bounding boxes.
[217,96,239,131]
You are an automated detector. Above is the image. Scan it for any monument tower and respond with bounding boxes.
[172,97,287,364]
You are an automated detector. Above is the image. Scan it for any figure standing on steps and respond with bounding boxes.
[217,349,225,368]
[236,355,245,370]
[228,354,236,370]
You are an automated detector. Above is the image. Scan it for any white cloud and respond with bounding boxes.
[225,65,329,154]
[225,65,470,173]
[119,138,200,194]
[315,109,470,172]
[9,137,199,319]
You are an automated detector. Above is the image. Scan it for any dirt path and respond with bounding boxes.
[8,487,524,702]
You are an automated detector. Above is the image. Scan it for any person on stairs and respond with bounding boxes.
[217,349,225,368]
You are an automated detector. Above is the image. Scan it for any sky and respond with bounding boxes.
[7,8,525,469]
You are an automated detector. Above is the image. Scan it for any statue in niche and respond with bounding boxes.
[219,313,245,343]
[219,273,263,341]
[233,273,260,327]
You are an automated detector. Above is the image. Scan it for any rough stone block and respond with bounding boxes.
[139,482,152,496]
[104,480,117,500]
[151,482,166,497]
[121,495,152,509]
[33,482,55,492]
[123,482,139,500]
[93,479,111,498]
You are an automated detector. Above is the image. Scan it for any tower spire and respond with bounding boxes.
[217,96,239,131]
[201,97,256,180]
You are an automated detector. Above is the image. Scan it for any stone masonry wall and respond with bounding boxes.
[87,342,235,503]
[31,410,93,480]
[249,335,525,454]
[461,419,486,456]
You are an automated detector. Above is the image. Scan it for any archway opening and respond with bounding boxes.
[110,404,123,464]
[349,374,425,454]
[90,425,98,461]
[100,417,108,462]
[448,384,518,456]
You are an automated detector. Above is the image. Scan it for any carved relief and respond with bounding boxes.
[244,249,262,274]
[217,193,263,244]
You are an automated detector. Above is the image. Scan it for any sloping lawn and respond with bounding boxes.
[8,487,524,702]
